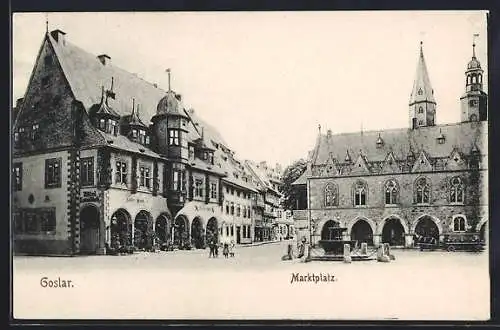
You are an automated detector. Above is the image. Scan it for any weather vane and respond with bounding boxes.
[165,68,171,91]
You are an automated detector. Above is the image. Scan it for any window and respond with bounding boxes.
[115,161,127,184]
[324,183,338,207]
[13,162,22,191]
[415,177,430,204]
[31,124,40,140]
[230,226,234,236]
[243,225,247,238]
[203,152,208,160]
[226,187,229,194]
[208,153,214,164]
[231,188,234,195]
[145,136,150,145]
[225,203,229,214]
[453,216,466,232]
[99,119,106,131]
[243,206,247,218]
[195,179,204,197]
[172,170,180,191]
[15,208,56,234]
[81,157,94,186]
[450,177,464,203]
[353,180,367,206]
[169,130,179,146]
[470,114,478,122]
[226,226,229,236]
[45,158,62,188]
[211,183,217,199]
[236,205,241,217]
[384,180,398,205]
[418,120,424,126]
[418,106,423,114]
[230,202,234,215]
[140,166,151,188]
[132,129,137,138]
[189,145,195,159]
[237,191,241,198]
[139,130,146,144]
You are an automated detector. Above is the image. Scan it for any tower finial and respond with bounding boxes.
[45,13,49,34]
[472,33,479,59]
[318,124,321,134]
[132,98,135,115]
[166,68,171,91]
[101,85,105,103]
[419,41,424,56]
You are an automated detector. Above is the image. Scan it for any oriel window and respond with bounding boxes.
[210,183,217,199]
[195,179,204,197]
[169,130,179,146]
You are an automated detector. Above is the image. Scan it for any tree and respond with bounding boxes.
[280,159,307,210]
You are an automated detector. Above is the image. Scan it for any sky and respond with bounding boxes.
[12,11,488,169]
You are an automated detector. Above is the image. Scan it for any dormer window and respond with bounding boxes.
[145,135,150,145]
[99,119,106,131]
[139,130,146,144]
[132,129,138,138]
[189,145,194,159]
[169,129,179,146]
[376,134,384,148]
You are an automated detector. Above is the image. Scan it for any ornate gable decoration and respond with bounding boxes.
[445,147,467,171]
[381,151,400,174]
[350,152,371,175]
[412,150,433,172]
[320,154,340,177]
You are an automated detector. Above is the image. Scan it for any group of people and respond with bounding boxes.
[208,239,235,258]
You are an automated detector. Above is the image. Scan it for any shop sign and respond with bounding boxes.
[126,195,146,204]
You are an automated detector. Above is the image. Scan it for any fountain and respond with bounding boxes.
[310,222,377,261]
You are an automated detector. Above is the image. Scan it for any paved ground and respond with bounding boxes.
[13,241,490,320]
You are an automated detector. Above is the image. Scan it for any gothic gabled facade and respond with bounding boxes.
[292,42,488,248]
[11,29,271,256]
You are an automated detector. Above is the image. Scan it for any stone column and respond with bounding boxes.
[373,234,381,247]
[343,244,352,263]
[405,234,414,248]
[360,242,368,255]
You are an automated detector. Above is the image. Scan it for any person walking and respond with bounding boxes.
[229,240,235,257]
[223,242,229,258]
[208,240,215,258]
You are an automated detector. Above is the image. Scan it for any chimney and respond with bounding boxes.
[97,54,111,66]
[50,29,66,45]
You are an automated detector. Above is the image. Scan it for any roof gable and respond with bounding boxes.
[350,152,371,175]
[380,151,400,174]
[412,150,433,172]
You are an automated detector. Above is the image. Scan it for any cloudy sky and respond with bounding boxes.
[12,11,488,168]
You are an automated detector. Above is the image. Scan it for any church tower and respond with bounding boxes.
[409,42,437,129]
[460,40,488,122]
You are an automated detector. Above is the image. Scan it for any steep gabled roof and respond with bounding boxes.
[48,32,166,126]
[312,121,487,166]
[409,42,436,105]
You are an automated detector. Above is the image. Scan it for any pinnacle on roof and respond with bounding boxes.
[409,41,436,105]
[94,85,120,118]
[127,98,147,128]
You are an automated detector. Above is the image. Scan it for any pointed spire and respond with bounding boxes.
[45,13,49,34]
[345,150,351,162]
[409,41,436,105]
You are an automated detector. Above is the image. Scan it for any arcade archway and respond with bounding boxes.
[134,210,153,250]
[173,215,188,247]
[191,217,205,249]
[110,209,132,248]
[414,215,439,243]
[80,205,101,254]
[382,217,406,246]
[155,214,171,245]
[351,219,373,245]
[206,217,219,244]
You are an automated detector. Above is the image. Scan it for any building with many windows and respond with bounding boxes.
[291,42,488,248]
[12,29,268,255]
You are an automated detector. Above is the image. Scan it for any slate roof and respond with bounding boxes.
[311,121,487,166]
[245,160,282,196]
[409,43,436,105]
